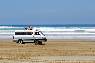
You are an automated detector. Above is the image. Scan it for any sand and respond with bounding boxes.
[0,39,95,63]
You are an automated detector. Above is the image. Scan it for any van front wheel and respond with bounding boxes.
[38,41,42,45]
[34,40,38,45]
[35,40,42,45]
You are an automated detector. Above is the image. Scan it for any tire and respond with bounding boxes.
[34,40,38,45]
[18,39,23,44]
[38,41,42,45]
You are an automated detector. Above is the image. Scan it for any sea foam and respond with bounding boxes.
[0,26,95,39]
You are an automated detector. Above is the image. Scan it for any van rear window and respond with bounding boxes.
[15,32,33,35]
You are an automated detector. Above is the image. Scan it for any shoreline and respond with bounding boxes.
[1,38,95,42]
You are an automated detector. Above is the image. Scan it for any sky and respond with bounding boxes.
[0,0,95,25]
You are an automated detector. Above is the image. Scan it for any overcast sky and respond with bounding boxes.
[0,0,95,25]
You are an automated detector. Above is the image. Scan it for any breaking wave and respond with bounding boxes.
[0,25,95,39]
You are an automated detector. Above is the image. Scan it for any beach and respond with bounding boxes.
[0,39,95,63]
[0,0,95,62]
[0,25,95,63]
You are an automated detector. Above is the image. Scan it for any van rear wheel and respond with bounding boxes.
[18,40,23,44]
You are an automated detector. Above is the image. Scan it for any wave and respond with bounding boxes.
[0,26,24,28]
[1,26,95,33]
[0,26,95,39]
[0,25,95,30]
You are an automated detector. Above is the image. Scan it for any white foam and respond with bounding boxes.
[1,27,95,39]
[0,26,23,28]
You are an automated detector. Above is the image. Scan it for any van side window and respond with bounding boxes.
[15,32,33,35]
[26,32,33,35]
[15,32,26,35]
[35,32,40,35]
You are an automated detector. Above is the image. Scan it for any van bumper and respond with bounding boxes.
[38,38,47,42]
[44,38,47,42]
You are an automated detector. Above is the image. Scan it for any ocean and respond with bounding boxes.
[1,24,95,39]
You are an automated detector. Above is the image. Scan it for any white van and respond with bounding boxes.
[13,29,47,45]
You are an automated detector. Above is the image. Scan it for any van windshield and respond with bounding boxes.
[40,31,45,36]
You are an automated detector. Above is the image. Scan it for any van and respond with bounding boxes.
[13,30,47,45]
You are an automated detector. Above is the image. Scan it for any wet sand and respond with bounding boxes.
[0,39,95,63]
